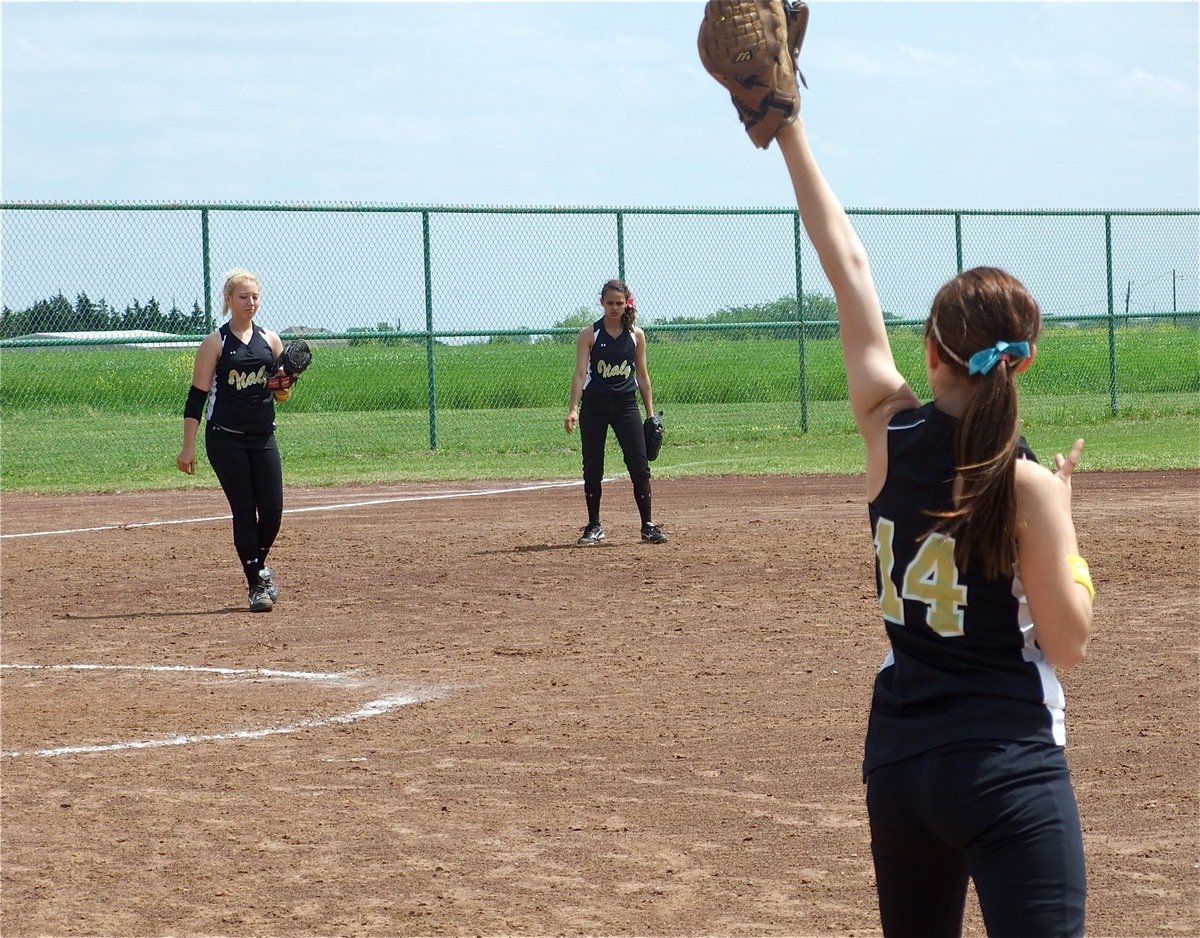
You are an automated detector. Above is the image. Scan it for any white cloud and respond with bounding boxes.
[1113,67,1194,109]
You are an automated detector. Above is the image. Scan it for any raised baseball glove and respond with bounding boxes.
[698,0,809,150]
[267,339,312,392]
[644,411,664,462]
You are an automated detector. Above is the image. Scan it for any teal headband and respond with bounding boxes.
[968,341,1030,376]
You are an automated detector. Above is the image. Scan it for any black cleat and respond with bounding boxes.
[258,565,280,603]
[577,522,606,546]
[641,523,668,544]
[248,584,274,612]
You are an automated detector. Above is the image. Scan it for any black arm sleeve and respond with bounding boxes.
[184,385,208,421]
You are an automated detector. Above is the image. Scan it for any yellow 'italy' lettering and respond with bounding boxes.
[596,359,632,380]
[228,367,269,390]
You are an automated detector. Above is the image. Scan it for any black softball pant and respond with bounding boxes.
[579,389,651,524]
[205,424,283,587]
[866,739,1086,938]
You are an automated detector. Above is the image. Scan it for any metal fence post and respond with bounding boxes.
[616,211,626,282]
[1105,213,1118,416]
[422,210,438,448]
[954,213,963,273]
[794,211,808,432]
[200,208,213,332]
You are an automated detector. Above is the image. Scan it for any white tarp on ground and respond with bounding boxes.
[10,330,202,349]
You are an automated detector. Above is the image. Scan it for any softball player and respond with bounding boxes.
[775,115,1093,936]
[564,279,666,545]
[699,5,1093,930]
[176,269,287,612]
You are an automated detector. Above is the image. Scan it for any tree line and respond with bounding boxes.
[650,293,842,341]
[1,291,210,340]
[2,290,850,344]
[495,292,845,344]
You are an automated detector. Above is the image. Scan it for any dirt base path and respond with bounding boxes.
[2,472,1196,936]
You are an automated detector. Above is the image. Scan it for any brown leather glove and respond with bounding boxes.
[698,0,810,150]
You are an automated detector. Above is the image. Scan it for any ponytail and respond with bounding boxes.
[623,291,637,331]
[948,363,1022,578]
[925,267,1041,579]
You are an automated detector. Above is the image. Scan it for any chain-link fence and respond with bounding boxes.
[2,203,1197,452]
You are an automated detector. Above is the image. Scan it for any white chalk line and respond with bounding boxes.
[0,663,439,759]
[0,478,588,540]
[1,662,352,681]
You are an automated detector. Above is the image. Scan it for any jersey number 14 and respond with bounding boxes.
[873,518,968,637]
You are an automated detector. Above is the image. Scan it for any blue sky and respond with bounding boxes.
[3,0,1197,211]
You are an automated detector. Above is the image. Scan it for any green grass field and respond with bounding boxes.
[2,398,1195,494]
[1,326,1196,493]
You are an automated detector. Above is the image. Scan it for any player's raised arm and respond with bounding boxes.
[698,0,918,493]
[775,122,918,439]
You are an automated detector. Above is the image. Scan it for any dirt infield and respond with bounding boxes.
[2,472,1196,937]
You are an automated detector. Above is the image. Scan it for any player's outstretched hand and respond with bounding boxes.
[1054,438,1085,485]
[1051,438,1085,518]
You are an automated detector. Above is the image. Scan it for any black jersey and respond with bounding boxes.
[205,322,276,436]
[584,319,639,396]
[863,402,1064,777]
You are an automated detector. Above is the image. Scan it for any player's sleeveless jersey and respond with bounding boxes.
[584,319,639,395]
[863,401,1065,777]
[205,322,276,436]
